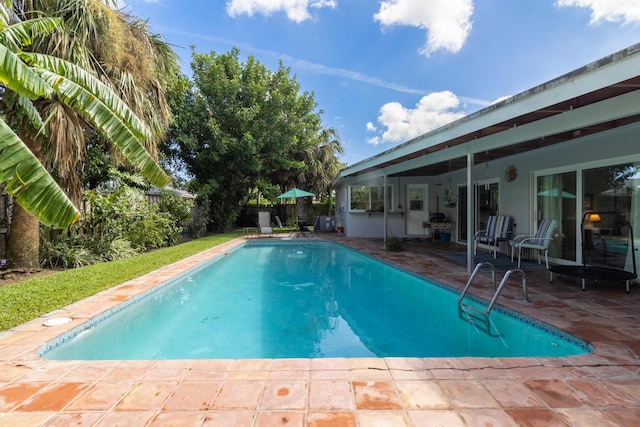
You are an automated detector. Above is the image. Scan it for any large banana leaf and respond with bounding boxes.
[23,54,170,187]
[21,52,152,140]
[2,90,47,135]
[0,43,51,99]
[0,119,79,228]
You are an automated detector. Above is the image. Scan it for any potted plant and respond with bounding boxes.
[385,235,404,252]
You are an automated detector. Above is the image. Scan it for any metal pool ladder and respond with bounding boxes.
[458,262,529,315]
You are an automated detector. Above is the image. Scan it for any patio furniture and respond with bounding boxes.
[474,215,513,258]
[549,211,637,292]
[510,218,557,268]
[257,211,273,237]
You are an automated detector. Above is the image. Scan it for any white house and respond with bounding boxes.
[332,43,640,273]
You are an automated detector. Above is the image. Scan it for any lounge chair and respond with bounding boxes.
[509,219,558,268]
[298,224,313,238]
[474,216,513,258]
[257,211,273,237]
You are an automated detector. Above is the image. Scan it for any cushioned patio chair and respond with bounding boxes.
[509,218,557,268]
[474,216,497,256]
[475,216,514,258]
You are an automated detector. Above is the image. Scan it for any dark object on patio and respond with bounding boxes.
[549,211,637,293]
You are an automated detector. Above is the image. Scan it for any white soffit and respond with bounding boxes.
[338,43,640,179]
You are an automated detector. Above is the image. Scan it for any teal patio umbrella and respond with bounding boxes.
[277,188,315,226]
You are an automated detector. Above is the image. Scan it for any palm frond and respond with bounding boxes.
[30,66,169,187]
[0,17,61,51]
[0,118,79,228]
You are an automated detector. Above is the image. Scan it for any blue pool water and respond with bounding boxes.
[40,241,591,360]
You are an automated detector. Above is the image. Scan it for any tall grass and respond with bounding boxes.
[0,231,244,331]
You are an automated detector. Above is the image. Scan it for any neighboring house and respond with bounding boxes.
[332,43,640,272]
[146,185,197,205]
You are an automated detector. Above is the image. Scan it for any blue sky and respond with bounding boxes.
[123,0,640,166]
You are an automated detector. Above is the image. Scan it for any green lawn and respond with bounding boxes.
[0,231,245,331]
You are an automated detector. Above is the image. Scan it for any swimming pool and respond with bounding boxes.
[40,240,591,360]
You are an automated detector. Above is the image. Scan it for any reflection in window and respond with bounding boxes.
[583,163,639,271]
[349,185,392,212]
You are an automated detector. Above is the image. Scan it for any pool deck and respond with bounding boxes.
[0,235,639,426]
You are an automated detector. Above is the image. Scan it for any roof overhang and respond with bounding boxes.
[334,43,640,182]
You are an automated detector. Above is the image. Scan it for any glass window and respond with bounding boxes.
[583,163,639,270]
[476,182,499,231]
[348,185,392,212]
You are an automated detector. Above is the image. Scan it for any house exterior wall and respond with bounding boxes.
[334,122,640,241]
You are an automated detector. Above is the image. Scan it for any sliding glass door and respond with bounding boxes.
[457,182,499,243]
[536,171,577,262]
[583,162,639,270]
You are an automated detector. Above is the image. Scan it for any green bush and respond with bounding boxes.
[40,185,194,268]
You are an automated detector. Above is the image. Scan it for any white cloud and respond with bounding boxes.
[367,91,466,145]
[556,0,640,25]
[226,0,337,23]
[373,0,474,55]
[366,122,377,132]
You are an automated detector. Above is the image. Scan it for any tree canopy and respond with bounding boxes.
[164,48,343,231]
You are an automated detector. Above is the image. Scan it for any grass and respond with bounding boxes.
[0,231,245,331]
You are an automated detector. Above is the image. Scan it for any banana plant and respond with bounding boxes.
[0,8,170,229]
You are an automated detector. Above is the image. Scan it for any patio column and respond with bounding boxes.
[383,172,388,246]
[467,153,475,273]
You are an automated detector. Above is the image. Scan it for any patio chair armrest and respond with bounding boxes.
[510,234,533,242]
[515,236,554,246]
[474,229,488,237]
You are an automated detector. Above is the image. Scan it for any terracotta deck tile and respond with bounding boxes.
[93,410,156,426]
[306,411,356,427]
[438,379,500,409]
[162,380,222,411]
[395,379,449,409]
[357,410,411,426]
[0,364,32,382]
[271,358,310,371]
[309,357,350,371]
[0,412,56,426]
[66,381,131,411]
[524,379,587,408]
[43,411,104,426]
[260,380,307,410]
[407,410,466,426]
[555,408,622,426]
[213,380,265,410]
[603,408,640,426]
[308,380,354,411]
[16,382,89,412]
[480,378,546,408]
[0,383,48,411]
[148,411,207,426]
[567,378,639,406]
[114,381,176,411]
[0,236,639,425]
[254,411,305,427]
[503,408,568,426]
[352,381,403,410]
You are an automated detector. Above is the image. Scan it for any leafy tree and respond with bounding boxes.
[0,1,177,268]
[165,48,343,230]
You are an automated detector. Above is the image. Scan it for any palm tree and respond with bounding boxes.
[302,128,344,198]
[0,0,175,268]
